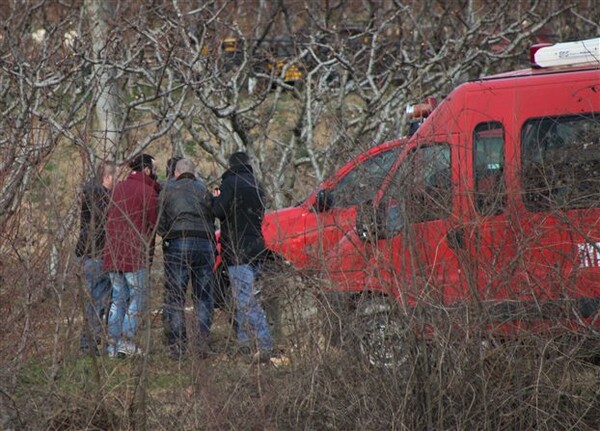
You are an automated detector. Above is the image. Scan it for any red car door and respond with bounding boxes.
[460,91,520,309]
[366,140,465,310]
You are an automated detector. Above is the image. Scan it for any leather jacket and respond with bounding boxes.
[158,173,216,241]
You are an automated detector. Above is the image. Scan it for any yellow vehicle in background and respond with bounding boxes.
[268,59,303,83]
[222,38,238,53]
[220,36,304,88]
[258,38,304,86]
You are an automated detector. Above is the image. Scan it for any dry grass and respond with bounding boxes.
[2,257,599,430]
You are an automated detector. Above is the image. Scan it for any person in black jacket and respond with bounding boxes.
[76,161,116,354]
[212,152,274,362]
[158,158,217,359]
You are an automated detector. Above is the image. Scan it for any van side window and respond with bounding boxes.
[386,144,452,224]
[522,113,600,211]
[330,147,401,208]
[474,122,505,216]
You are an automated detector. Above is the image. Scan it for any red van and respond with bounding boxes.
[325,38,600,337]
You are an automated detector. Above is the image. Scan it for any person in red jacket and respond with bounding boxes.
[104,154,160,357]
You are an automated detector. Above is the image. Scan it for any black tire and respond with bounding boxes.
[355,297,410,368]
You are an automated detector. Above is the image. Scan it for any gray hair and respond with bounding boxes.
[175,158,195,175]
[96,161,116,180]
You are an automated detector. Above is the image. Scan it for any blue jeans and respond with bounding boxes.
[107,269,150,348]
[163,237,215,351]
[79,257,111,350]
[228,264,274,352]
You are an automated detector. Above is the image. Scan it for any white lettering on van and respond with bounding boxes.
[577,242,600,268]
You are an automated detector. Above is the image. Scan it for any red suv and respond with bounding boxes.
[325,38,600,337]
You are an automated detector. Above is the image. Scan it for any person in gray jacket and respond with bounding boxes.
[158,158,216,359]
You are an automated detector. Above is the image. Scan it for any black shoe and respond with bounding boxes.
[168,345,186,360]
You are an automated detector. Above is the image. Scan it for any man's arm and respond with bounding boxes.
[157,188,168,237]
[75,185,93,256]
[80,186,93,227]
[147,187,159,235]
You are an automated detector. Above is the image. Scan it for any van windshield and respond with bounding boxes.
[522,113,600,211]
[329,146,402,208]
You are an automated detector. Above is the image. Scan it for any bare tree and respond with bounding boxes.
[83,0,124,159]
[2,0,598,224]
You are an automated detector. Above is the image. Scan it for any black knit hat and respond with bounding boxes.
[228,151,250,168]
[129,153,155,172]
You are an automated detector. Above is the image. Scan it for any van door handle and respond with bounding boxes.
[446,228,465,250]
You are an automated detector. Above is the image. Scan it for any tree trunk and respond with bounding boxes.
[84,0,122,160]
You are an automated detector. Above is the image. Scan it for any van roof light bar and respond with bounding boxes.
[530,37,600,68]
[405,97,438,119]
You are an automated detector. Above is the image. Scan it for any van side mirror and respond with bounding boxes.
[313,189,334,212]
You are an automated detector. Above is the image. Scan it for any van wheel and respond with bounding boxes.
[356,297,409,368]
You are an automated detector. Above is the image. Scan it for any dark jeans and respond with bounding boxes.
[163,237,215,352]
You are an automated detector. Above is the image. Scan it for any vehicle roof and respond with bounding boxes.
[410,62,598,142]
[480,63,600,81]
